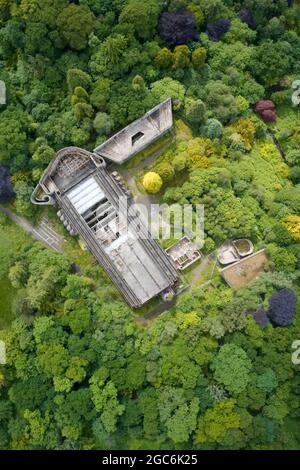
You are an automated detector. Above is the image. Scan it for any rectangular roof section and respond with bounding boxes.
[31,146,178,307]
[94,98,173,164]
[66,177,105,215]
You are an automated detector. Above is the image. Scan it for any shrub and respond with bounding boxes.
[236,96,250,114]
[191,47,207,69]
[186,137,214,168]
[185,99,206,126]
[155,48,174,69]
[71,87,89,106]
[206,19,231,41]
[286,149,300,166]
[119,0,162,40]
[155,162,175,182]
[282,215,300,241]
[254,100,277,123]
[230,118,256,151]
[239,8,256,30]
[252,309,270,327]
[0,165,14,202]
[290,167,300,183]
[143,172,163,193]
[57,5,95,50]
[93,112,113,135]
[158,11,198,46]
[268,244,297,273]
[67,69,92,93]
[187,4,204,28]
[173,45,190,69]
[202,119,223,139]
[151,77,186,110]
[173,152,187,171]
[267,288,297,326]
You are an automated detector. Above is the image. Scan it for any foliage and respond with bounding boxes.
[151,78,185,110]
[185,98,206,126]
[211,344,253,395]
[282,215,300,241]
[229,118,256,151]
[119,0,162,41]
[195,399,240,445]
[267,288,297,326]
[57,5,95,51]
[0,165,14,202]
[143,172,163,194]
[254,100,277,123]
[201,118,223,139]
[207,19,231,42]
[202,81,238,124]
[158,11,198,46]
[191,47,207,69]
[93,112,113,136]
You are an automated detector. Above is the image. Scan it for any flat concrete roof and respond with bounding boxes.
[32,147,178,307]
[94,98,173,164]
[220,249,268,288]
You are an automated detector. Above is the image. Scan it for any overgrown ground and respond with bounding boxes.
[0,0,300,452]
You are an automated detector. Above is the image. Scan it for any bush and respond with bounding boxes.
[185,99,206,126]
[229,118,256,151]
[191,47,207,69]
[158,11,198,46]
[282,215,300,241]
[286,149,300,166]
[155,162,175,182]
[267,288,297,326]
[207,19,231,42]
[93,112,114,135]
[71,87,89,106]
[202,119,223,139]
[254,100,276,123]
[290,167,300,184]
[155,48,174,69]
[173,45,190,69]
[67,69,92,93]
[268,244,297,273]
[173,152,187,171]
[236,96,250,114]
[143,172,163,193]
[119,0,161,40]
[0,165,14,202]
[57,5,95,50]
[239,8,256,30]
[151,77,186,110]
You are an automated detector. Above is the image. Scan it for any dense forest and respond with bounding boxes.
[0,0,300,450]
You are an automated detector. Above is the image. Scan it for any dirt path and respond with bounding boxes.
[0,207,64,252]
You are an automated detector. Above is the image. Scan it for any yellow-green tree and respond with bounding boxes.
[194,399,240,445]
[143,172,163,193]
[155,47,174,69]
[282,215,300,241]
[192,47,207,69]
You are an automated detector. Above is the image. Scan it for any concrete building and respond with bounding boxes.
[166,237,201,270]
[31,140,178,307]
[94,98,173,164]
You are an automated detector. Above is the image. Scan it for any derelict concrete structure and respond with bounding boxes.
[94,98,173,164]
[31,100,178,307]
